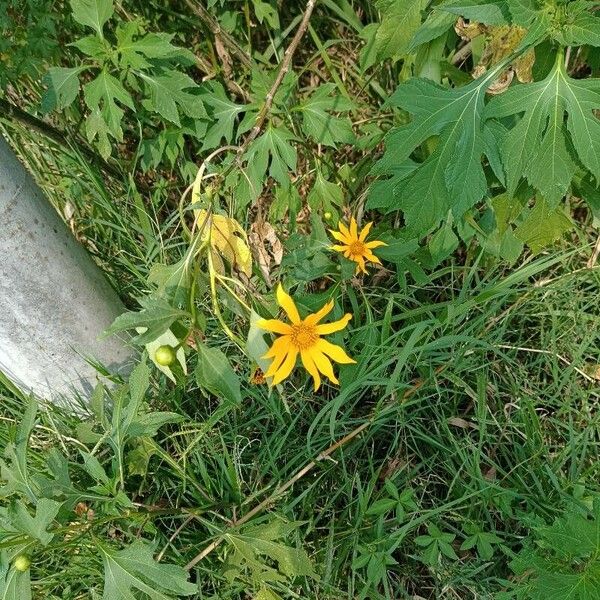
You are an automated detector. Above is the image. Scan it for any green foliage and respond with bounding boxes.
[506,499,600,599]
[99,541,196,599]
[4,0,600,598]
[223,519,317,593]
[42,0,199,159]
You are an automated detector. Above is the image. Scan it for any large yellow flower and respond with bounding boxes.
[258,285,356,390]
[330,217,386,274]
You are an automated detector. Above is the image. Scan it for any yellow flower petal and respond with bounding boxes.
[364,251,381,264]
[263,335,291,359]
[355,256,368,273]
[304,300,334,326]
[301,350,321,391]
[271,348,298,386]
[315,338,356,364]
[311,349,339,385]
[329,229,351,243]
[365,240,387,249]
[338,222,351,238]
[276,284,301,324]
[316,313,352,335]
[265,346,289,378]
[349,217,358,239]
[330,244,350,253]
[359,222,373,242]
[257,319,293,335]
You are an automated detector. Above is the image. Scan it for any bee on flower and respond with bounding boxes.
[258,285,356,390]
[329,217,386,274]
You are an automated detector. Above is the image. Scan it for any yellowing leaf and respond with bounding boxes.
[195,209,252,277]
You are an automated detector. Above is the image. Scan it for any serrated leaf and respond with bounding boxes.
[69,0,113,36]
[408,8,456,51]
[128,412,184,438]
[117,29,195,69]
[7,498,62,546]
[372,0,428,62]
[70,34,109,58]
[366,498,398,516]
[138,69,205,125]
[83,70,134,146]
[555,0,600,48]
[99,540,196,599]
[195,343,242,405]
[104,298,188,345]
[298,83,355,147]
[243,125,297,200]
[514,197,572,253]
[485,53,596,204]
[307,172,344,218]
[440,0,510,25]
[41,67,84,112]
[200,82,247,149]
[369,65,505,236]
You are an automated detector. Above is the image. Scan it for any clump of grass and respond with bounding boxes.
[1,208,598,598]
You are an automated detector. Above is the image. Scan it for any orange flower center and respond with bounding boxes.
[290,322,318,350]
[349,240,366,256]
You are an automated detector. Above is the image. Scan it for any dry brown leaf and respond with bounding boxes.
[473,24,535,92]
[249,220,283,286]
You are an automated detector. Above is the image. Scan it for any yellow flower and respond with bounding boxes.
[330,217,387,274]
[258,285,356,391]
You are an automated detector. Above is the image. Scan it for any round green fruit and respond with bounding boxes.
[14,555,31,572]
[154,345,177,366]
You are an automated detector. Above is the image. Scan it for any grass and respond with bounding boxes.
[2,1,600,594]
[1,126,599,597]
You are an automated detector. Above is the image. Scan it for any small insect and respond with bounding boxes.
[250,367,266,385]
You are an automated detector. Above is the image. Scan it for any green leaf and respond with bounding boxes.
[7,498,62,546]
[242,125,297,201]
[41,67,84,112]
[427,218,459,266]
[440,0,510,25]
[83,70,134,146]
[485,52,597,205]
[116,28,195,69]
[104,298,188,345]
[127,359,151,410]
[0,399,38,501]
[307,171,344,218]
[201,82,247,149]
[372,0,428,63]
[514,197,572,253]
[408,8,456,51]
[509,500,600,599]
[70,34,109,58]
[225,519,317,585]
[195,343,242,405]
[0,566,31,600]
[555,1,600,48]
[69,0,113,36]
[366,498,398,516]
[297,83,354,147]
[252,0,280,28]
[99,540,196,599]
[138,69,205,126]
[369,65,505,236]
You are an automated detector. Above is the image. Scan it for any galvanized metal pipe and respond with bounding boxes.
[0,136,132,405]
